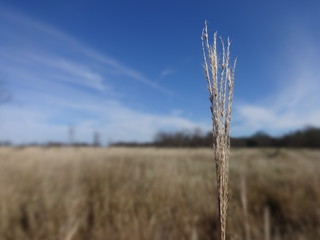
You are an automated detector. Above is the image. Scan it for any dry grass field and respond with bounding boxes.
[0,147,319,240]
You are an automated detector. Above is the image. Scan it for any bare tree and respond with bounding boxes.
[93,131,101,147]
[68,125,75,146]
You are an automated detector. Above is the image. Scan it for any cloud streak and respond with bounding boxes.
[160,67,176,77]
[0,9,172,95]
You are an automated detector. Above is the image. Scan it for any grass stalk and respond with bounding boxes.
[240,174,251,240]
[264,206,271,240]
[201,21,236,240]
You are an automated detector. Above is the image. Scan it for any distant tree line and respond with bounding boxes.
[1,126,319,148]
[111,126,320,148]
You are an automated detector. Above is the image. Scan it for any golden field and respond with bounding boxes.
[0,147,319,240]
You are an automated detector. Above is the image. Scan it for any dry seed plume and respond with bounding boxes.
[201,21,236,240]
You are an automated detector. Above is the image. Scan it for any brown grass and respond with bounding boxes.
[0,147,319,240]
[202,21,236,240]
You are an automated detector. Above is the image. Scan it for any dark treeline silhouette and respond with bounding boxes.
[111,126,320,148]
[1,126,319,148]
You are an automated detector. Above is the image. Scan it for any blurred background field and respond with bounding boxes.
[0,147,319,240]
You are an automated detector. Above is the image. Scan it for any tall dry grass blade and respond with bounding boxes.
[264,206,271,240]
[240,174,250,240]
[64,221,79,240]
[191,226,198,240]
[202,21,236,240]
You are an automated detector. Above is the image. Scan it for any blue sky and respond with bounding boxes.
[0,0,320,144]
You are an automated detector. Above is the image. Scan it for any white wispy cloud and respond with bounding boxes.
[0,9,172,95]
[160,67,176,77]
[0,94,208,144]
[233,27,320,136]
